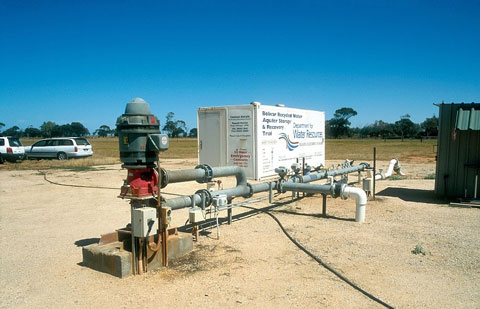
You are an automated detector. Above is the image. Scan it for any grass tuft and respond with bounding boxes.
[412,245,426,255]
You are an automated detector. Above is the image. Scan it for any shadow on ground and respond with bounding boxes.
[376,187,444,204]
[75,238,100,247]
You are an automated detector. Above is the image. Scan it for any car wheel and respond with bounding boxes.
[57,152,67,160]
[0,154,4,164]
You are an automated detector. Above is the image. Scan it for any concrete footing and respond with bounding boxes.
[82,232,193,278]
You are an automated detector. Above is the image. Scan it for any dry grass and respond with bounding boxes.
[0,137,436,171]
[326,138,437,163]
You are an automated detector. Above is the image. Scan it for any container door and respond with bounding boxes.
[198,110,225,166]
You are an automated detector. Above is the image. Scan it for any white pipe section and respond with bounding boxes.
[341,186,367,223]
[375,158,405,180]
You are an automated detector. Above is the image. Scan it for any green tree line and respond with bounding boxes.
[0,112,198,138]
[1,109,437,140]
[327,107,438,140]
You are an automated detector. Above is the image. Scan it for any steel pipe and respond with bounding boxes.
[163,164,369,222]
[301,164,367,183]
[166,165,247,186]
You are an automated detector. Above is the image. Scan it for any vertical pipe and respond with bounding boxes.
[137,238,144,275]
[130,205,137,275]
[302,157,306,197]
[227,200,232,224]
[322,194,327,217]
[296,158,300,198]
[373,147,376,200]
[268,182,273,204]
[475,175,478,199]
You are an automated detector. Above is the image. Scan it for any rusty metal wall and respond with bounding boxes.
[435,103,480,199]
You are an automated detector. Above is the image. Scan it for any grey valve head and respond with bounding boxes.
[275,167,289,178]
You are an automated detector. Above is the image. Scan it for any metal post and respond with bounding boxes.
[296,158,300,198]
[268,182,273,204]
[302,157,306,197]
[322,194,327,217]
[373,147,376,200]
[130,204,137,275]
[227,200,232,224]
[475,175,478,199]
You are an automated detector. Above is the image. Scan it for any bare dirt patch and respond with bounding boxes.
[1,159,479,308]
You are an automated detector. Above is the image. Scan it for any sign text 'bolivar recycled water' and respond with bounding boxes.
[198,103,325,180]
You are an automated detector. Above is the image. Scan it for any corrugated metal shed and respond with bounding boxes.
[456,108,480,130]
[435,103,480,199]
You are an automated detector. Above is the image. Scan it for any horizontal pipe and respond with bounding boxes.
[166,165,247,186]
[302,165,366,183]
[163,164,368,222]
[166,169,205,183]
[164,180,279,210]
[165,194,202,210]
[282,182,336,195]
[282,182,367,222]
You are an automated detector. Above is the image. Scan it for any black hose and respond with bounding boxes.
[38,170,118,189]
[240,205,394,309]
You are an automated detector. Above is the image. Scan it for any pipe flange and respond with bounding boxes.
[159,167,168,188]
[195,164,213,183]
[245,183,254,198]
[278,180,286,194]
[333,183,346,198]
[359,162,371,169]
[195,189,213,206]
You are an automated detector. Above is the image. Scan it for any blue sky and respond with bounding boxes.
[1,0,479,133]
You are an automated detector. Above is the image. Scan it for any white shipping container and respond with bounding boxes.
[198,103,325,180]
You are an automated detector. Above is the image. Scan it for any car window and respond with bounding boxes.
[0,139,4,146]
[7,138,22,147]
[33,140,47,147]
[45,140,58,146]
[74,138,90,145]
[58,139,74,146]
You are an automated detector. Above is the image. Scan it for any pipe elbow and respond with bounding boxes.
[341,186,367,223]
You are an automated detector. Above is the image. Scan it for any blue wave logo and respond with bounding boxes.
[278,133,299,151]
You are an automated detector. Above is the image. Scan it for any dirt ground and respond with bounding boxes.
[1,159,479,308]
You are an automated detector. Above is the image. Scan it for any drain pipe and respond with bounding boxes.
[341,186,367,222]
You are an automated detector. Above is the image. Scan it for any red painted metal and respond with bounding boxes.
[121,168,158,197]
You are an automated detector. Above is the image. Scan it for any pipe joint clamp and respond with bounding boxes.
[333,183,345,198]
[245,183,254,198]
[159,167,168,188]
[195,164,213,183]
[195,189,213,207]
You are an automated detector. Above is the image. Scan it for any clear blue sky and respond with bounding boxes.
[1,0,479,133]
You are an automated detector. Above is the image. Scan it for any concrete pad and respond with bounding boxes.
[82,241,132,278]
[82,232,193,278]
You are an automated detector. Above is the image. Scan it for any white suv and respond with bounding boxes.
[25,137,93,160]
[0,137,25,163]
